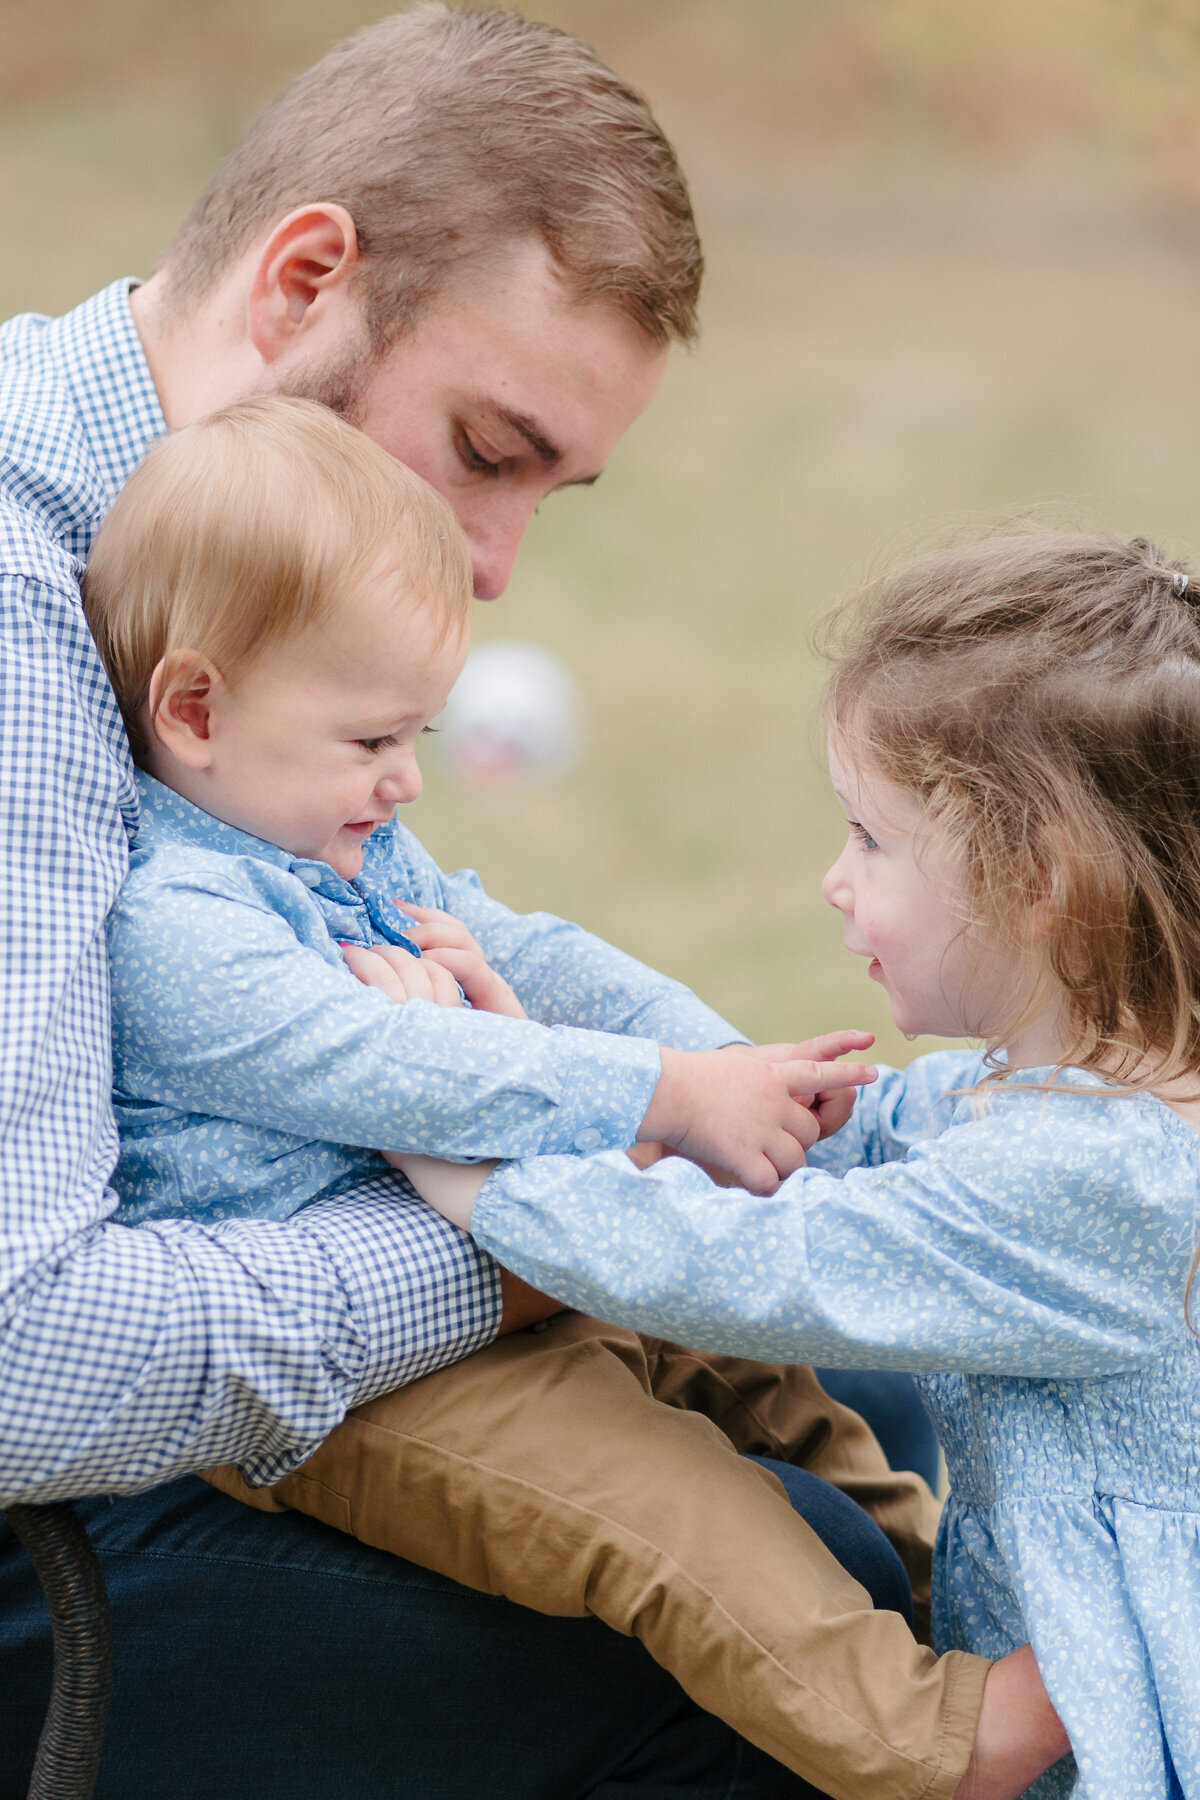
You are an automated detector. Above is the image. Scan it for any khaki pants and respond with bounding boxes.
[205,1315,986,1800]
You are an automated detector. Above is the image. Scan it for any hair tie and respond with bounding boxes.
[1173,570,1191,599]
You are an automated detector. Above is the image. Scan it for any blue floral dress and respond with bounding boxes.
[469,1051,1200,1799]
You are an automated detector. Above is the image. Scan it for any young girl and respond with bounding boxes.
[405,530,1200,1799]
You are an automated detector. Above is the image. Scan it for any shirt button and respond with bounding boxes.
[573,1127,603,1153]
[295,867,323,889]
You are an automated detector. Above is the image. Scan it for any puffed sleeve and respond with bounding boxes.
[469,1066,1193,1379]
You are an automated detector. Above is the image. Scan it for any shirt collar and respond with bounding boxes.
[50,280,169,519]
[132,770,359,898]
[132,772,421,952]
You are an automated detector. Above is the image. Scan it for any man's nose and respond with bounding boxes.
[466,499,538,601]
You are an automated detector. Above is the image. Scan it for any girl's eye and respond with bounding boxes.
[850,821,879,852]
[357,734,398,754]
[458,428,501,478]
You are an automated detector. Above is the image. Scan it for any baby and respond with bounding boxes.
[85,396,1051,1800]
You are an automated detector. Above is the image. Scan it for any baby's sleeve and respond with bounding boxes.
[107,851,660,1164]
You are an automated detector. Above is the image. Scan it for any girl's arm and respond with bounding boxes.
[420,1075,1191,1379]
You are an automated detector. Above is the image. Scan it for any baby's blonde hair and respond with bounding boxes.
[823,529,1200,1087]
[83,395,472,762]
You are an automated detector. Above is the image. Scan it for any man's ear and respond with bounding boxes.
[245,204,362,366]
[146,653,222,768]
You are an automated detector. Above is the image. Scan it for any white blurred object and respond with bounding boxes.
[435,641,589,788]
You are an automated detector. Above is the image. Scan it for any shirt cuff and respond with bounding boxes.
[537,1028,662,1157]
[237,1178,502,1486]
[628,995,751,1053]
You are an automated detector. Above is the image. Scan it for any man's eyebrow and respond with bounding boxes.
[480,401,603,488]
[486,403,561,467]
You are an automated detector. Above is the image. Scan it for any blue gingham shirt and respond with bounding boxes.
[0,281,740,1502]
[110,771,728,1224]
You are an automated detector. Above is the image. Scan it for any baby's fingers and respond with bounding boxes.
[790,1030,875,1064]
[776,1057,876,1098]
[424,946,527,1019]
[751,1033,874,1065]
[341,943,428,1005]
[394,900,484,957]
[422,958,466,1009]
[809,1084,859,1139]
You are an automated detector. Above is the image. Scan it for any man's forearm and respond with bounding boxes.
[0,1182,501,1503]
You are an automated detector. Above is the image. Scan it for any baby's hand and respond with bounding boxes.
[637,1045,875,1195]
[394,901,527,1019]
[749,1030,875,1139]
[341,942,464,1008]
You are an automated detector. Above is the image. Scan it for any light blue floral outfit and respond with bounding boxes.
[108,771,742,1227]
[468,1050,1200,1799]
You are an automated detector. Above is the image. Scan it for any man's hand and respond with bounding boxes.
[638,1043,875,1195]
[497,1266,567,1334]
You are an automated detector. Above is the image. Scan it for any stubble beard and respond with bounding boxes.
[269,341,377,427]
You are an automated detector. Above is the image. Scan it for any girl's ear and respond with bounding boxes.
[146,652,223,768]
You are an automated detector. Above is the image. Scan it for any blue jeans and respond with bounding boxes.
[0,1460,909,1798]
[814,1370,941,1491]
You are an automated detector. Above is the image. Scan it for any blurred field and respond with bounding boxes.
[5,1,1200,1059]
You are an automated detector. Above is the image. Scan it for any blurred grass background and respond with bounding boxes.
[5,0,1200,1059]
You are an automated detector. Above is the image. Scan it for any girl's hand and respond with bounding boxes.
[395,901,528,1019]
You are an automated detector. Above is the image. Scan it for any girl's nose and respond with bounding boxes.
[821,850,852,914]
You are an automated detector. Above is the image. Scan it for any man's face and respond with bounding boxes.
[284,242,669,600]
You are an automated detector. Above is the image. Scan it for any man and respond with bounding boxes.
[0,10,986,1796]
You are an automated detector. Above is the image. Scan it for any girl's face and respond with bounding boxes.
[821,741,1026,1043]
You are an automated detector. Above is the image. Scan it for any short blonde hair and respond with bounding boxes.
[83,395,472,762]
[159,5,701,349]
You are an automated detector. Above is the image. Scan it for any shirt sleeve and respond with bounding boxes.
[388,829,749,1050]
[0,568,500,1502]
[468,1068,1193,1379]
[801,1050,991,1176]
[109,857,663,1162]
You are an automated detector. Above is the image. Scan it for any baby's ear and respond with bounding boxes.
[146,651,222,767]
